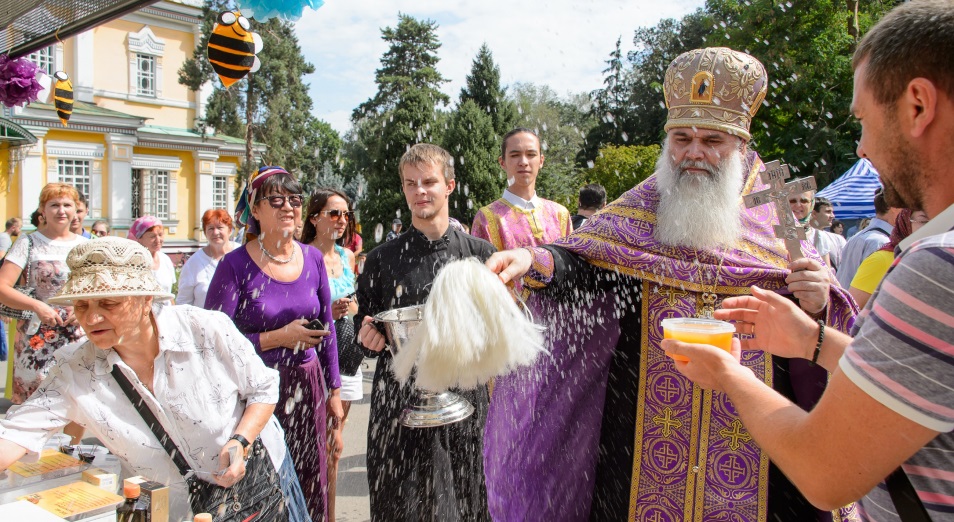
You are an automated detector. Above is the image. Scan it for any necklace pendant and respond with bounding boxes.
[697,292,719,319]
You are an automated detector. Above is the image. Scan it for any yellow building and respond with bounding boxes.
[1,0,256,254]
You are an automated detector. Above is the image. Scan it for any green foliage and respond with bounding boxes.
[351,14,449,249]
[586,144,660,201]
[702,0,896,185]
[353,13,450,119]
[460,44,518,138]
[179,2,340,197]
[443,99,502,225]
[509,83,597,210]
[297,119,343,195]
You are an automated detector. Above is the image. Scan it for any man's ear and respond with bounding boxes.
[446,179,456,195]
[904,78,938,139]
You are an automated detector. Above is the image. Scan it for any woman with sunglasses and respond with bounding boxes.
[301,189,361,522]
[205,166,342,521]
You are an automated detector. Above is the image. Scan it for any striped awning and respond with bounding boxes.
[816,159,883,220]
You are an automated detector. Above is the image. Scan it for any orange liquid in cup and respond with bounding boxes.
[662,318,735,362]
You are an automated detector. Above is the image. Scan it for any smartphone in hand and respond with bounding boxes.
[305,319,328,331]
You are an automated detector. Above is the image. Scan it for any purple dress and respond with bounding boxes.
[205,243,340,521]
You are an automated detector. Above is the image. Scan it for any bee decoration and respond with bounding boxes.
[53,71,73,126]
[207,11,263,88]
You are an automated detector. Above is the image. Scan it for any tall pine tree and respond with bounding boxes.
[351,14,449,245]
[443,99,500,225]
[459,44,517,138]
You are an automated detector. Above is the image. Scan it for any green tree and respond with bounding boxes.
[297,119,343,195]
[352,14,449,247]
[459,44,518,138]
[179,2,337,188]
[703,0,896,184]
[443,99,501,225]
[586,144,660,201]
[509,83,597,209]
[578,37,635,166]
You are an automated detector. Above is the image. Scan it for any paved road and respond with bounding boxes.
[0,357,374,522]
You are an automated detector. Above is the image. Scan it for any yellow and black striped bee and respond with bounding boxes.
[207,11,263,88]
[53,71,73,126]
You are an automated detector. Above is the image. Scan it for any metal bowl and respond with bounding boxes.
[372,304,424,355]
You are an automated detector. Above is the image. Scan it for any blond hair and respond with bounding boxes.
[398,143,455,183]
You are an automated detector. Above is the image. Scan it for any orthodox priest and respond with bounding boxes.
[356,143,494,521]
[483,48,858,521]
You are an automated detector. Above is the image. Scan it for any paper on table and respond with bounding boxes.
[0,499,68,521]
[9,450,84,478]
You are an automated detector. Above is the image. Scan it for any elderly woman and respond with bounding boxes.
[177,209,237,308]
[0,237,309,521]
[206,166,341,521]
[302,188,361,522]
[0,183,88,443]
[128,215,176,296]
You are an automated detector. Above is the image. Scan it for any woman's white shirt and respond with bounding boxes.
[153,251,177,295]
[176,248,218,307]
[0,305,284,519]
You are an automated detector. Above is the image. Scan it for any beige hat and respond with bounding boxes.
[48,237,174,305]
[663,47,768,141]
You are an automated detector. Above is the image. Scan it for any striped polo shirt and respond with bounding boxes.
[841,228,954,520]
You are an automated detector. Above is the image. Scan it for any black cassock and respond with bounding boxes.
[356,226,494,522]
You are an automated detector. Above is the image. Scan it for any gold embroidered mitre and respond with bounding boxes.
[663,47,768,141]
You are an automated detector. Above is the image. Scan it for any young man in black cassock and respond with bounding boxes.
[356,143,494,521]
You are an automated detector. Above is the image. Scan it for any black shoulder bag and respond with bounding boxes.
[111,366,287,522]
[886,466,932,522]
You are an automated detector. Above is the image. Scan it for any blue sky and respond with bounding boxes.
[292,0,704,135]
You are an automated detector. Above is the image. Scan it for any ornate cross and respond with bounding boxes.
[719,419,753,451]
[652,407,684,437]
[743,160,817,260]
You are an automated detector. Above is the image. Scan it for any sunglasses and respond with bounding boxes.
[315,209,354,221]
[257,194,304,208]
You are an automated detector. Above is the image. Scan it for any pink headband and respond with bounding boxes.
[127,216,163,239]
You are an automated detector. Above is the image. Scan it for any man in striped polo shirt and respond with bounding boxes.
[665,1,954,520]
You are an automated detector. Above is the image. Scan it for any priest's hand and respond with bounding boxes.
[663,337,748,393]
[358,316,387,352]
[714,286,819,360]
[785,257,830,315]
[486,248,532,284]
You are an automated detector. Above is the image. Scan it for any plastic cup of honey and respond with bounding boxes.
[662,317,735,362]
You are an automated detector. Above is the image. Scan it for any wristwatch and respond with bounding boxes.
[229,434,251,450]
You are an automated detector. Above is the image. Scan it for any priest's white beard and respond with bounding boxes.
[654,143,745,250]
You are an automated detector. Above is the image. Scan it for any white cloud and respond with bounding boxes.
[294,0,704,134]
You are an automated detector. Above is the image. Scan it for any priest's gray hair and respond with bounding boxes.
[399,143,456,182]
[392,258,545,391]
[654,141,744,251]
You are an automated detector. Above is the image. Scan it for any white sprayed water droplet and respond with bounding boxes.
[374,223,384,242]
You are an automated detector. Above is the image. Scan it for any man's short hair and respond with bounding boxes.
[873,188,889,216]
[500,127,541,158]
[853,0,954,105]
[813,197,832,213]
[399,143,455,183]
[5,217,20,229]
[578,184,607,210]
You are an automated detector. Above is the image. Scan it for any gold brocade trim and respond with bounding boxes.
[586,257,757,296]
[498,198,546,241]
[628,280,652,521]
[478,206,505,251]
[628,281,774,521]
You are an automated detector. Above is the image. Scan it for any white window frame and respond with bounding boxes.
[57,159,92,207]
[27,46,55,76]
[127,26,164,99]
[45,140,104,218]
[131,155,180,223]
[136,54,157,97]
[212,175,229,210]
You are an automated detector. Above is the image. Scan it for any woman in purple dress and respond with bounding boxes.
[205,166,342,520]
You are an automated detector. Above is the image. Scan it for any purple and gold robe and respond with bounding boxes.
[483,152,859,521]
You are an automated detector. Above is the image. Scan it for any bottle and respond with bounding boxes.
[116,482,148,522]
[194,514,213,522]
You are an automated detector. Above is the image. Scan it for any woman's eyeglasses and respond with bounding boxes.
[315,209,354,221]
[257,194,304,208]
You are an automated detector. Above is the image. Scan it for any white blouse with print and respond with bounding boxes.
[0,305,285,520]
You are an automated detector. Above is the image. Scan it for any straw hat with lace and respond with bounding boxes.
[48,237,175,305]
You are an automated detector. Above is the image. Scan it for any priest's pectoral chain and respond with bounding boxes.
[697,292,719,319]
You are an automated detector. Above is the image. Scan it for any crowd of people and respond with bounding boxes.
[0,1,949,521]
